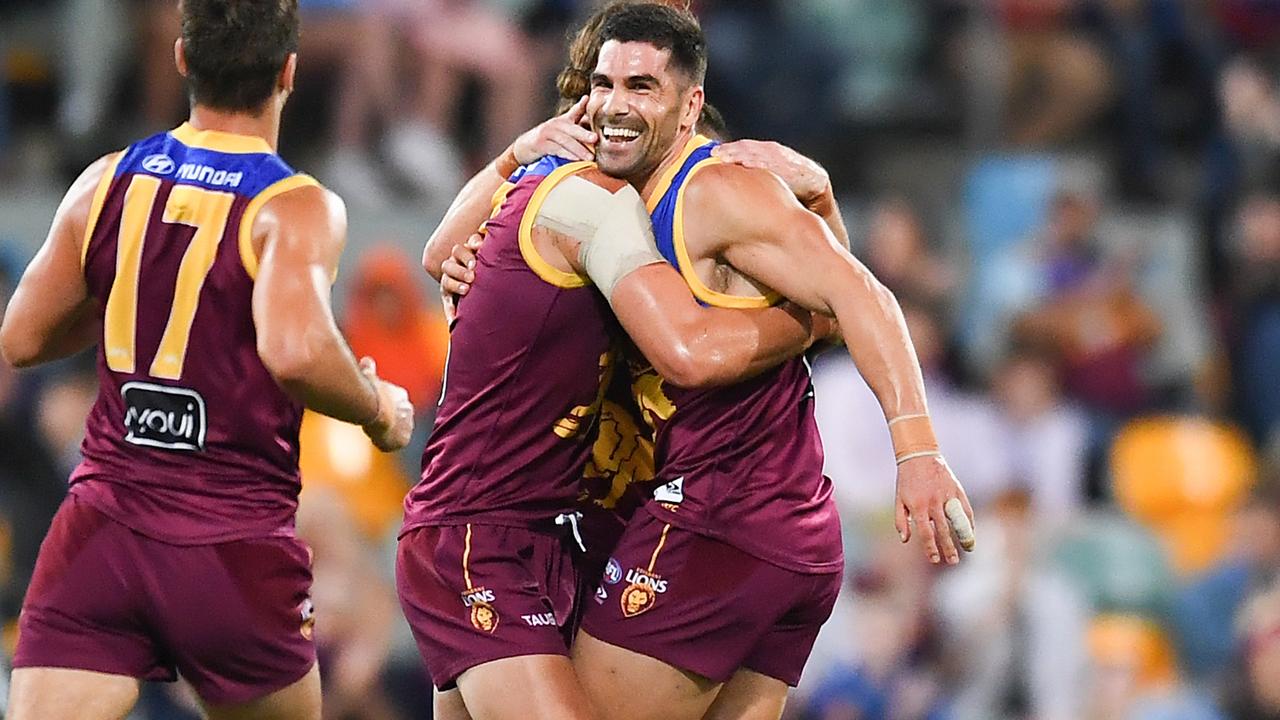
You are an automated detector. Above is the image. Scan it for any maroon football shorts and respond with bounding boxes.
[396,523,580,689]
[14,493,316,705]
[580,506,843,687]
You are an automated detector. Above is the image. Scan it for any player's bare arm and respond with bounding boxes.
[712,139,850,250]
[251,185,413,451]
[0,153,119,368]
[423,98,598,282]
[685,162,976,564]
[529,168,817,389]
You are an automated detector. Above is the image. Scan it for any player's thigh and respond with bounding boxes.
[456,654,595,720]
[203,663,321,720]
[8,667,140,720]
[573,630,720,720]
[701,669,788,720]
[435,687,473,720]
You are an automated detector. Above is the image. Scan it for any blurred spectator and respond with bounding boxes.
[991,348,1089,522]
[1015,191,1162,471]
[698,0,839,146]
[813,302,1011,517]
[1202,56,1280,292]
[1227,193,1280,446]
[391,0,545,198]
[0,356,93,624]
[958,0,1114,148]
[1172,490,1280,682]
[1084,614,1226,720]
[1086,0,1216,201]
[1226,577,1280,719]
[934,490,1091,720]
[800,538,949,720]
[298,489,404,720]
[55,0,184,141]
[295,0,402,208]
[342,245,449,413]
[863,198,958,311]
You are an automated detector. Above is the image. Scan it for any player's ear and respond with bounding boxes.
[681,85,704,134]
[174,38,189,78]
[279,53,298,96]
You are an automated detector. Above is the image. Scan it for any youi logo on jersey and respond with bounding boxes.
[121,382,207,452]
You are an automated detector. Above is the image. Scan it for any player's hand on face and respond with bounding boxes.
[893,455,976,565]
[359,357,415,452]
[713,140,831,210]
[513,96,597,164]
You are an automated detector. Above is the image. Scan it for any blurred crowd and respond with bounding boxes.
[2,1,1280,719]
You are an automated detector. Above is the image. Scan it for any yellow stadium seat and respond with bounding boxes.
[298,411,412,542]
[1111,416,1257,575]
[1087,613,1178,690]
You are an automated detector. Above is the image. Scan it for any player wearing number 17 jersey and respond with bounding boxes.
[0,2,412,720]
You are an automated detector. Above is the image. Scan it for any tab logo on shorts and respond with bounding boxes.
[620,568,667,618]
[654,477,684,504]
[521,612,556,627]
[122,382,207,451]
[461,587,499,633]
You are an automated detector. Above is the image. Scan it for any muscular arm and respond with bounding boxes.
[713,140,850,250]
[686,165,975,564]
[689,165,925,418]
[251,187,383,425]
[0,153,115,368]
[608,266,814,387]
[536,169,813,389]
[423,98,597,281]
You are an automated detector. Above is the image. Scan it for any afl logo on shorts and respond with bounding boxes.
[142,153,176,175]
[297,598,316,640]
[604,558,623,585]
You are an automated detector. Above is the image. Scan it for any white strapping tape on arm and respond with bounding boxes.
[534,174,663,300]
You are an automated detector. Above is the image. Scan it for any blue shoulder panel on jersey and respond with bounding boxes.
[115,130,298,196]
[650,140,718,273]
[508,155,575,184]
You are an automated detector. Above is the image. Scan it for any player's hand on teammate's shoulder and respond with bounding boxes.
[358,357,415,452]
[513,96,597,164]
[712,140,831,211]
[893,455,976,566]
[439,232,484,323]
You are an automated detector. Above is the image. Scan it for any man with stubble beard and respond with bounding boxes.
[565,6,977,720]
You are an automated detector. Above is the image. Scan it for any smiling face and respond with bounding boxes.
[588,39,703,186]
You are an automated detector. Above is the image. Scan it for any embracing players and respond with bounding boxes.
[396,120,825,718]
[0,2,413,719]
[429,5,977,720]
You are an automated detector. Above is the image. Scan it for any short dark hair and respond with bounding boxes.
[180,0,300,112]
[598,2,707,86]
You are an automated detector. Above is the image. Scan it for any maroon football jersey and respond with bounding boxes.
[641,137,843,574]
[72,124,317,544]
[402,157,618,532]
